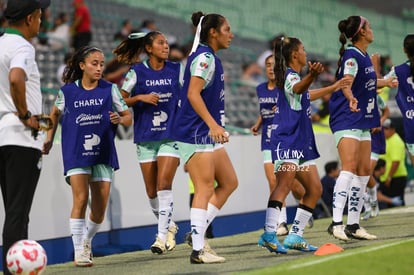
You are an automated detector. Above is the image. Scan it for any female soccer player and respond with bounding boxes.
[258,37,348,253]
[173,11,238,264]
[386,34,414,165]
[328,16,396,241]
[43,46,132,266]
[113,31,181,254]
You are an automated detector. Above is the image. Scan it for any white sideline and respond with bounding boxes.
[285,238,414,270]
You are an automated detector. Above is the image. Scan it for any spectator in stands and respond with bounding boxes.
[386,34,414,166]
[168,43,186,62]
[0,0,50,273]
[376,160,404,209]
[173,11,238,264]
[378,119,407,208]
[140,19,157,33]
[314,161,340,219]
[259,36,349,254]
[43,46,132,267]
[36,5,51,46]
[240,61,265,87]
[328,16,397,241]
[71,0,92,51]
[256,32,285,69]
[48,12,70,50]
[113,31,181,255]
[102,58,130,88]
[113,19,133,42]
[56,52,72,86]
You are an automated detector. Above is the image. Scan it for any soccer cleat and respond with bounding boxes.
[283,234,318,252]
[361,209,371,221]
[151,236,167,254]
[370,200,379,217]
[345,225,377,240]
[74,240,93,267]
[327,223,350,241]
[276,222,289,236]
[184,231,192,246]
[166,222,178,251]
[362,196,372,220]
[307,216,314,228]
[258,232,287,254]
[190,249,225,264]
[203,239,218,256]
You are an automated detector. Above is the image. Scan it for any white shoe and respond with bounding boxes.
[190,249,225,264]
[151,236,167,254]
[203,239,217,256]
[331,224,350,241]
[276,222,289,236]
[346,226,377,240]
[166,222,178,251]
[75,240,93,267]
[370,200,379,217]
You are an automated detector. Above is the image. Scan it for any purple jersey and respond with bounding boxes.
[125,60,180,143]
[329,46,380,132]
[395,62,414,143]
[270,68,320,162]
[173,44,225,144]
[256,82,279,150]
[60,80,119,174]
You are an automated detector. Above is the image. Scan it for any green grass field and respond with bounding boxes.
[40,206,414,275]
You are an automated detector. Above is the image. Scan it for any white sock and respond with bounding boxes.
[206,203,219,228]
[289,207,312,237]
[70,218,85,252]
[157,190,173,242]
[190,208,207,251]
[347,176,369,225]
[278,207,287,225]
[149,197,159,219]
[264,207,279,233]
[332,171,354,223]
[368,186,377,202]
[85,217,101,242]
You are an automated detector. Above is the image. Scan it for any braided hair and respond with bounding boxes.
[335,16,366,77]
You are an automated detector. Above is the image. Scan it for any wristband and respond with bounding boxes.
[19,111,31,121]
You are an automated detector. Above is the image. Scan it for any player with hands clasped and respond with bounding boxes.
[173,11,238,264]
[43,46,132,267]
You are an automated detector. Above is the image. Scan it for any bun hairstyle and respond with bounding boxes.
[191,11,225,44]
[404,34,414,78]
[336,15,366,77]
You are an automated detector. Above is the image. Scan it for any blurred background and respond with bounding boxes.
[2,0,413,134]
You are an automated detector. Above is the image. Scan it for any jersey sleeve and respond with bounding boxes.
[54,89,65,112]
[190,52,216,88]
[343,57,358,77]
[284,71,302,111]
[121,69,137,94]
[111,84,129,112]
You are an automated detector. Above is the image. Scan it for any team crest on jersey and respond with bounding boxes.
[199,62,209,69]
[346,60,355,67]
